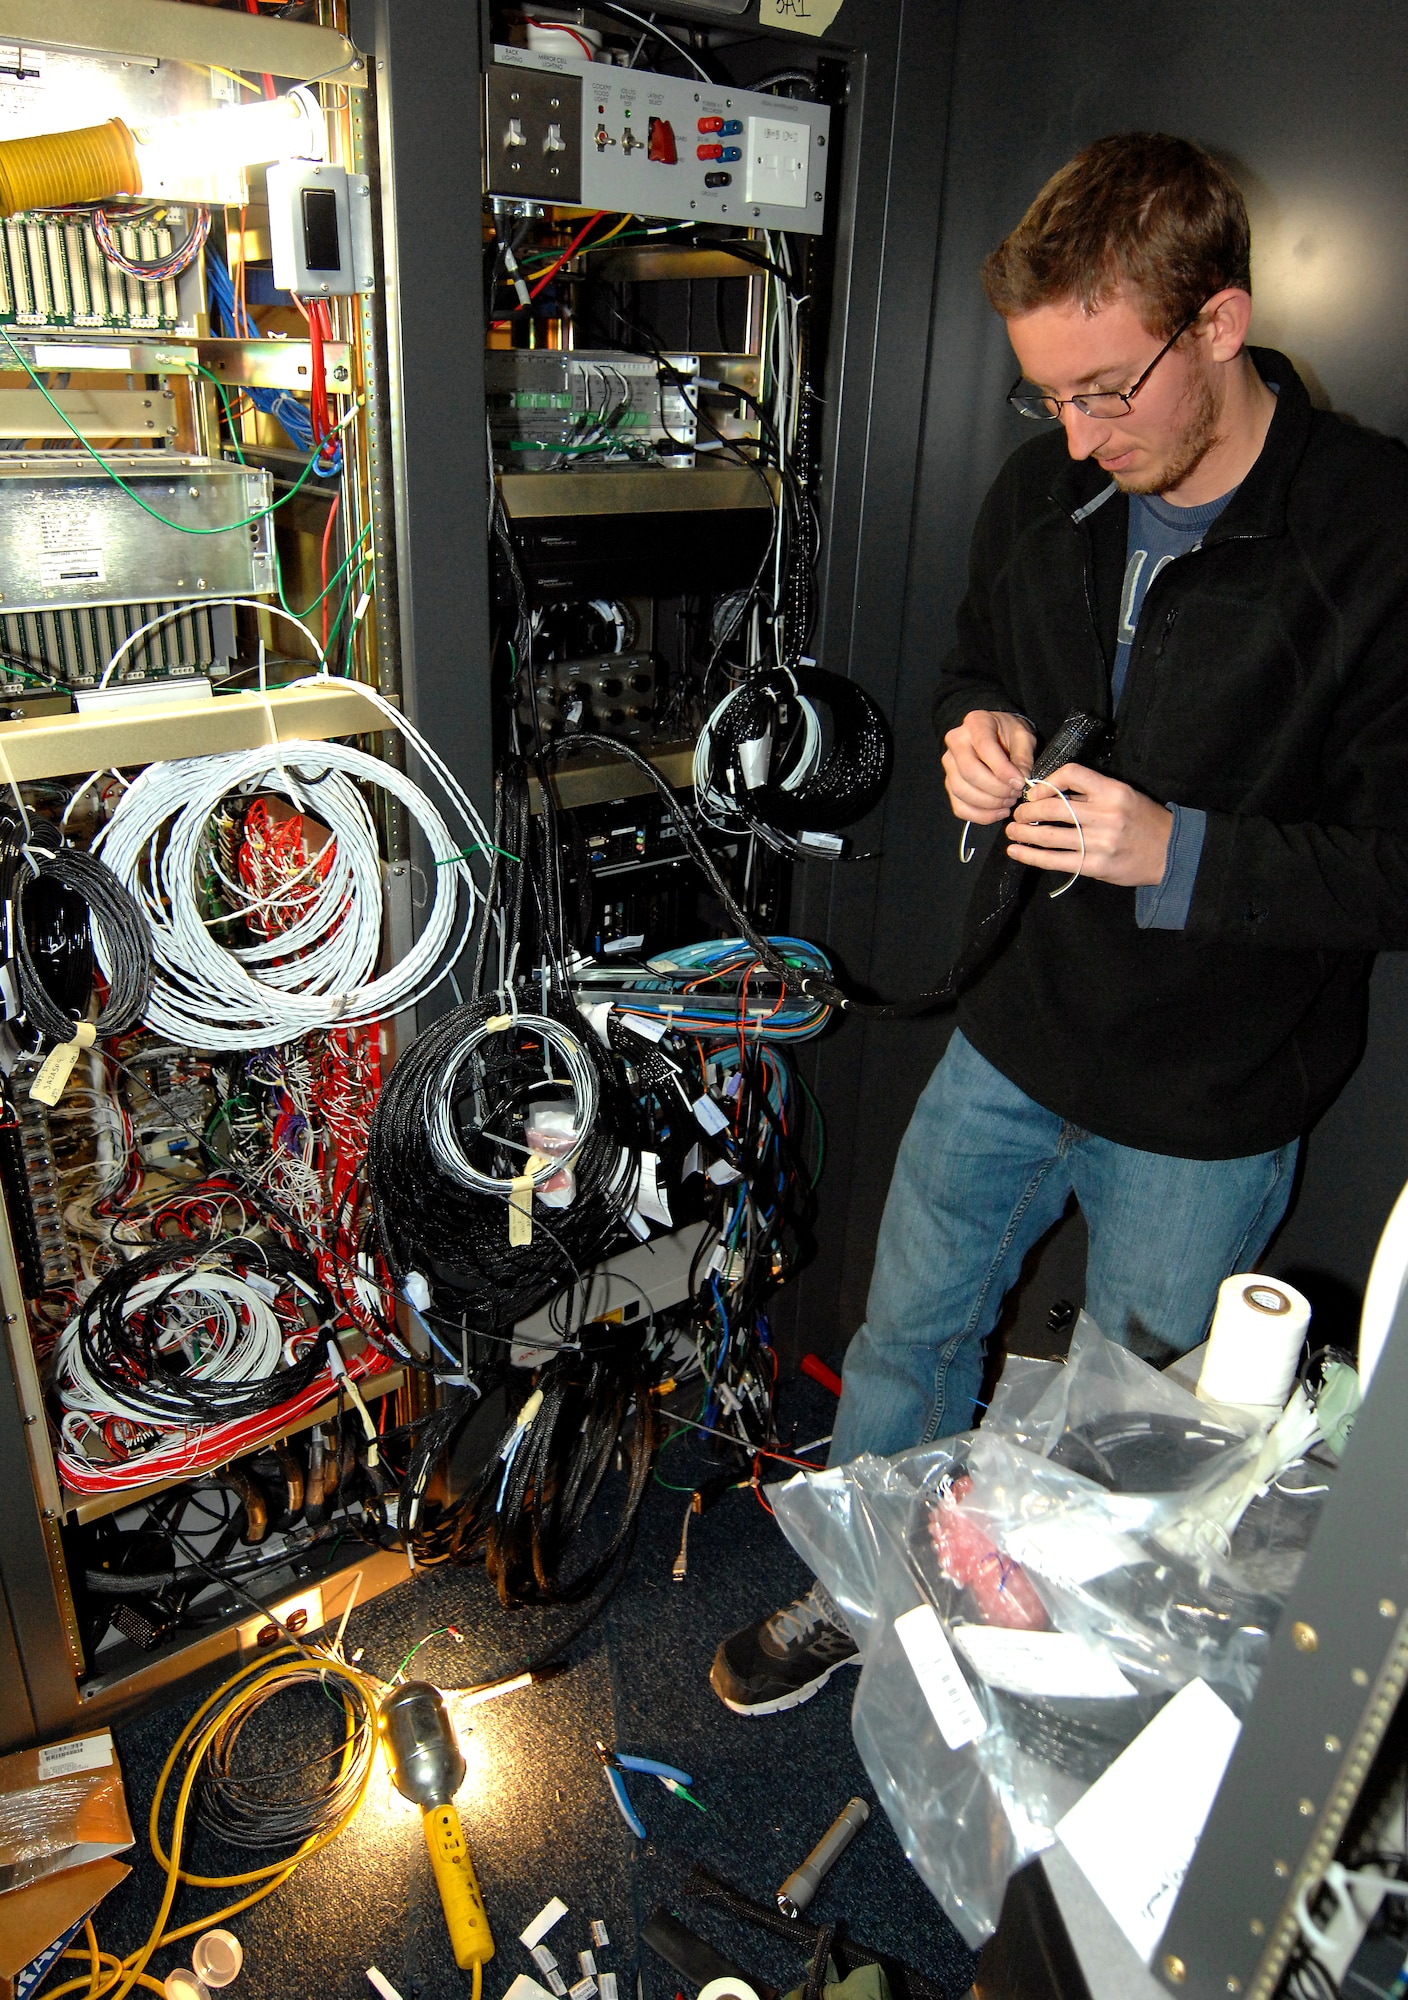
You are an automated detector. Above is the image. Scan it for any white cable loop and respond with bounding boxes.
[423,1011,599,1197]
[1019,777,1086,899]
[92,737,478,1049]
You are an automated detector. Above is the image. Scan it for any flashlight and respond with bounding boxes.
[379,1681,495,1977]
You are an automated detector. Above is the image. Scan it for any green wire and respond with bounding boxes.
[0,322,349,534]
[435,842,522,866]
[392,1627,450,1682]
[194,361,247,467]
[275,521,373,623]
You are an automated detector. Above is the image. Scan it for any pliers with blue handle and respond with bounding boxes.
[594,1739,705,1837]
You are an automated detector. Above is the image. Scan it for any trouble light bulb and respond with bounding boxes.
[132,86,327,204]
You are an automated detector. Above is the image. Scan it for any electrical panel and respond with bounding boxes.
[0,458,274,612]
[486,47,831,230]
[0,212,193,332]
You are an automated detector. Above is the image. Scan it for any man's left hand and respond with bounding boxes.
[1006,763,1172,888]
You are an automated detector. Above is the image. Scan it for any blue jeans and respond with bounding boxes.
[828,1032,1298,1464]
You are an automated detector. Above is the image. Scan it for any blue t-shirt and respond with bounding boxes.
[1117,488,1237,931]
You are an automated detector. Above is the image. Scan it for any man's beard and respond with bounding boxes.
[1114,354,1224,497]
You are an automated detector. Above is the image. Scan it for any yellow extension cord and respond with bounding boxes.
[40,1646,385,2000]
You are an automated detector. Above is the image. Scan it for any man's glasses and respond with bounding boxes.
[1007,309,1203,421]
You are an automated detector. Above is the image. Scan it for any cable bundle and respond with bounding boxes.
[696,666,893,854]
[368,989,638,1333]
[396,1343,658,1604]
[93,204,209,280]
[51,1236,336,1436]
[197,1657,378,1849]
[11,829,152,1044]
[92,739,477,1049]
[575,935,833,1043]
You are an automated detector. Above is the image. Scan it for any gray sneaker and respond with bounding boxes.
[709,1581,860,1715]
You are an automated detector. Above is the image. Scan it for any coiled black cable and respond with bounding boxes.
[65,1238,335,1431]
[396,1339,659,1604]
[706,666,894,838]
[197,1662,377,1849]
[15,840,152,1042]
[368,986,638,1333]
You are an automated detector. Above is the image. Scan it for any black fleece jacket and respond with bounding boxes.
[932,349,1408,1159]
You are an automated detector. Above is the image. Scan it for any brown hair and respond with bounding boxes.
[981,133,1252,337]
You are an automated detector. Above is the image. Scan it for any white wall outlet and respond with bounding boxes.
[744,116,811,207]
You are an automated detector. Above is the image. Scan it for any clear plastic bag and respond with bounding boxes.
[773,1317,1329,1946]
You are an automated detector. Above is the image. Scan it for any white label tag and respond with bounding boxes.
[242,1270,280,1301]
[952,1624,1137,1701]
[37,1732,113,1780]
[35,345,131,370]
[599,1976,618,2000]
[531,1946,557,1976]
[893,1603,988,1750]
[0,961,18,1021]
[1004,1514,1141,1589]
[520,1897,568,1948]
[578,1954,597,1979]
[504,1979,555,2000]
[636,1152,672,1228]
[1056,1678,1241,1963]
[682,1143,702,1180]
[590,1923,609,1949]
[692,1094,730,1136]
[38,547,105,588]
[602,933,644,955]
[619,1010,668,1043]
[706,1159,742,1185]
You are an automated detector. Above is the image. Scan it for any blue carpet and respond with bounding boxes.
[97,1380,978,2000]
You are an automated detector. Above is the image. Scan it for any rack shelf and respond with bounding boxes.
[0,680,389,784]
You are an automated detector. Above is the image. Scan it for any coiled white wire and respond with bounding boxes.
[93,737,477,1048]
[53,1271,285,1431]
[693,675,822,829]
[425,1011,599,1196]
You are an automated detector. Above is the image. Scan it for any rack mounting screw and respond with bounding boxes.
[1352,1667,1370,1686]
[1163,1955,1186,1984]
[1325,1734,1342,1754]
[1226,1980,1241,1994]
[1292,1621,1318,1651]
[1250,1919,1265,1936]
[1298,1798,1316,1817]
[1381,1598,1398,1618]
[1274,1860,1289,1878]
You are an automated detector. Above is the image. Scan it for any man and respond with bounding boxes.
[711,131,1408,1716]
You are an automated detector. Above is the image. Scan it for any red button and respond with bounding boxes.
[697,143,722,160]
[697,116,723,133]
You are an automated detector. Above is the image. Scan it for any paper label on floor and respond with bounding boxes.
[1056,1677,1241,1962]
[590,1922,609,1949]
[893,1603,988,1749]
[952,1624,1137,1700]
[520,1897,569,1948]
[1003,1514,1141,1588]
[598,1975,618,2000]
[38,1732,113,1779]
[504,1978,556,2000]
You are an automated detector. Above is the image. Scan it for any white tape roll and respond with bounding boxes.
[1196,1273,1311,1411]
[697,1980,760,2000]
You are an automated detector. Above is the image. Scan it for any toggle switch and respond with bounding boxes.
[543,123,567,154]
[595,126,616,151]
[504,118,527,149]
[647,117,677,163]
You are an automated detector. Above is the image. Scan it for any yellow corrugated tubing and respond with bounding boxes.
[0,118,140,218]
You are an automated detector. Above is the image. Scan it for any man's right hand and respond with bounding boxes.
[942,710,1037,824]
